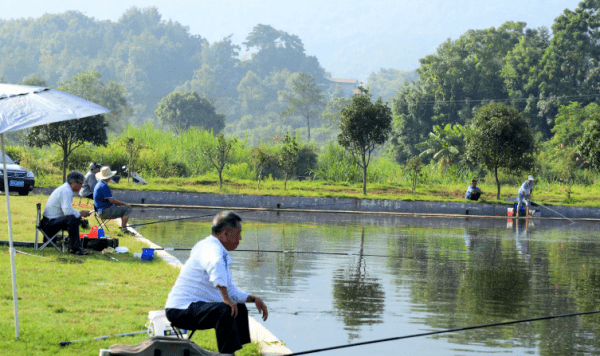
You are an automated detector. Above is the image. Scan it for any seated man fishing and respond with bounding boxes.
[79,162,101,200]
[165,211,268,356]
[516,175,534,217]
[465,179,482,201]
[93,166,133,235]
[41,171,91,255]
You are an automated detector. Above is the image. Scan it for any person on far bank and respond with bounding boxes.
[465,179,482,201]
[93,166,133,235]
[79,162,102,200]
[516,175,534,217]
[165,211,268,356]
[41,171,91,255]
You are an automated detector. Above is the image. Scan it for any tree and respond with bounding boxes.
[465,103,534,199]
[278,132,299,190]
[250,145,276,189]
[527,1,600,136]
[280,73,326,141]
[579,112,600,172]
[416,123,466,170]
[338,87,393,195]
[155,91,225,135]
[26,70,129,182]
[201,133,237,188]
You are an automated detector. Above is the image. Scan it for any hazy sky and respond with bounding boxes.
[2,0,583,80]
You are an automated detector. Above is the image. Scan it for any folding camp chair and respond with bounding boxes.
[92,208,110,232]
[35,203,68,253]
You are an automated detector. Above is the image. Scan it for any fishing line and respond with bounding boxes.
[285,309,600,355]
[532,201,575,224]
[127,201,355,228]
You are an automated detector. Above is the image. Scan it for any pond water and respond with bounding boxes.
[135,209,600,356]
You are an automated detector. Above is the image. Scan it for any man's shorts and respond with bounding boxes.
[98,205,132,220]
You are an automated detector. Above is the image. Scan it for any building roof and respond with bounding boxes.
[329,78,359,84]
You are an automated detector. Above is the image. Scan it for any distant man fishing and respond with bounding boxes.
[516,175,534,217]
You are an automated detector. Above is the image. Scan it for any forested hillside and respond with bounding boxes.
[2,1,600,195]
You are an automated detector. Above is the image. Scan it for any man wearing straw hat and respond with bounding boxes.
[93,166,133,235]
[165,211,268,356]
[516,175,535,217]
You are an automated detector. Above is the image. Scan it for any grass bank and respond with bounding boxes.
[45,175,600,208]
[0,195,260,356]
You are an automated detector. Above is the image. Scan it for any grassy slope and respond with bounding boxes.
[0,195,260,356]
[104,177,600,207]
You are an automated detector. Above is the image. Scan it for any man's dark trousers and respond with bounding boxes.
[167,302,250,354]
[40,215,82,250]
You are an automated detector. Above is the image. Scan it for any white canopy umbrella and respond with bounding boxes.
[0,84,110,339]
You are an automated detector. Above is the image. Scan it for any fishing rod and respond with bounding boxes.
[157,248,445,261]
[532,201,575,223]
[59,330,148,347]
[127,201,357,228]
[285,309,600,356]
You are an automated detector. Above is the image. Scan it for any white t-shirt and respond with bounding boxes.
[165,235,249,310]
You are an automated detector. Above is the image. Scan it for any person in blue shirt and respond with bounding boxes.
[93,166,133,235]
[516,175,534,217]
[465,179,482,200]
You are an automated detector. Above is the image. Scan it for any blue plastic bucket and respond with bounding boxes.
[141,248,154,261]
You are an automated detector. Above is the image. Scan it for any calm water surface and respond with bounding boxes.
[136,210,600,355]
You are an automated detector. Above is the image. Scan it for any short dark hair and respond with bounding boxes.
[212,211,242,235]
[66,171,84,184]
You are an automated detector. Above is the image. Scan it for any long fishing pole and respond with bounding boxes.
[156,247,394,259]
[59,330,148,347]
[532,201,575,223]
[285,309,600,356]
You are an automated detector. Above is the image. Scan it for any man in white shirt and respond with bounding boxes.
[41,171,91,255]
[516,175,535,217]
[165,211,268,356]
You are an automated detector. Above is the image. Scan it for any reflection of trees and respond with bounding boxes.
[276,227,296,286]
[332,228,385,341]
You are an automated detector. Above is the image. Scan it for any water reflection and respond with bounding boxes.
[137,213,600,356]
[332,229,385,341]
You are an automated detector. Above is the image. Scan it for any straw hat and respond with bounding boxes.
[96,166,117,180]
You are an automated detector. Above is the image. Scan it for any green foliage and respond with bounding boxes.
[417,123,466,169]
[251,145,278,188]
[527,0,600,136]
[296,143,318,180]
[406,156,424,195]
[201,133,237,188]
[466,103,535,199]
[155,91,225,135]
[278,132,299,190]
[366,68,418,103]
[313,142,361,183]
[280,73,326,141]
[338,87,393,194]
[579,112,600,172]
[25,70,120,182]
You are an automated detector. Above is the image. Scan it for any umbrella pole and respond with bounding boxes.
[2,134,20,339]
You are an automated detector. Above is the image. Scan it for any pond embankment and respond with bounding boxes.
[33,188,600,220]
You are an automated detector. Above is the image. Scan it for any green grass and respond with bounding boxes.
[0,195,260,356]
[75,175,600,208]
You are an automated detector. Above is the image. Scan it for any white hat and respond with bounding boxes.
[96,166,117,180]
[528,175,534,181]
